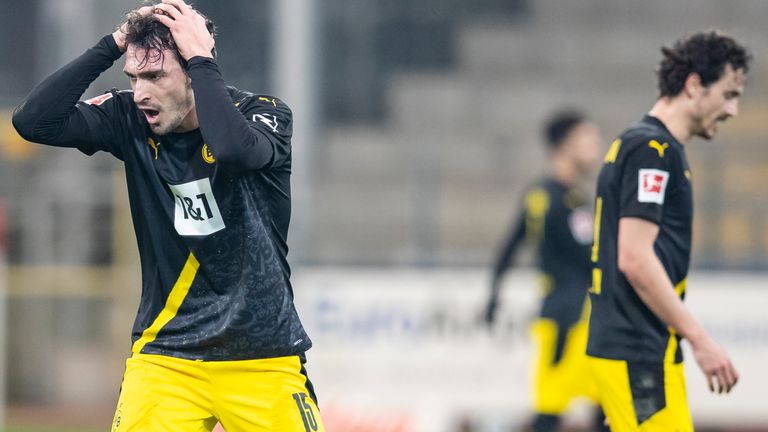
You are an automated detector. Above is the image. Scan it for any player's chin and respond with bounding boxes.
[150,123,169,135]
[697,126,718,140]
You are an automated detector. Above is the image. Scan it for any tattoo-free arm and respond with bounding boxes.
[618,217,738,393]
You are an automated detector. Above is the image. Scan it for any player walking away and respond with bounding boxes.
[484,110,608,432]
[587,31,750,431]
[13,1,325,431]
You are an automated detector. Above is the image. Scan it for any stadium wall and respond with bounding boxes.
[292,268,768,432]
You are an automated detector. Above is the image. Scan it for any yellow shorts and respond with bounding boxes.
[111,353,325,432]
[587,356,692,431]
[530,318,599,414]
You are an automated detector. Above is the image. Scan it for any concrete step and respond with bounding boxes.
[387,69,656,136]
[317,127,411,182]
[322,125,547,186]
[458,24,658,77]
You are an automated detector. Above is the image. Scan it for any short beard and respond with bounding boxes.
[152,110,187,135]
[151,86,194,135]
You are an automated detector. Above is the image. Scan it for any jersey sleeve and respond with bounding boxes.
[64,91,124,158]
[187,57,292,171]
[490,186,549,282]
[619,136,676,224]
[12,35,124,158]
[239,96,293,169]
[491,209,526,284]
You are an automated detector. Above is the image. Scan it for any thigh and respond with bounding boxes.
[532,319,597,414]
[588,356,639,431]
[112,354,218,432]
[560,319,600,403]
[212,355,326,432]
[640,362,693,431]
[587,357,692,432]
[531,319,568,414]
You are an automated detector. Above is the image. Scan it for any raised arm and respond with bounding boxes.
[187,58,292,170]
[12,7,155,155]
[153,0,290,171]
[12,35,123,150]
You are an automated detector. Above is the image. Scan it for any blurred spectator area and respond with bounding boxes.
[1,0,767,270]
[308,0,768,268]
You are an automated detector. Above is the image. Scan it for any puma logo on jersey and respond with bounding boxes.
[259,96,277,107]
[648,140,669,158]
[148,137,160,159]
[253,113,279,133]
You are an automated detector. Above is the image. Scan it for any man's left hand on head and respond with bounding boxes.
[152,0,214,60]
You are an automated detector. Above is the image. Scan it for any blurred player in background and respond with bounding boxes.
[484,110,608,432]
[587,31,750,431]
[12,1,324,431]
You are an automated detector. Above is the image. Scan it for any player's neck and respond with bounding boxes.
[551,155,577,187]
[173,108,200,133]
[648,98,693,145]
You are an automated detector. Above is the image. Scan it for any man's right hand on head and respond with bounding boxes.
[112,6,155,52]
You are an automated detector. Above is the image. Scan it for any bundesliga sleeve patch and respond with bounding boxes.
[637,169,669,204]
[84,93,113,106]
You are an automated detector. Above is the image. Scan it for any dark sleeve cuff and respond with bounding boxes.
[618,212,661,226]
[98,34,124,61]
[187,56,218,70]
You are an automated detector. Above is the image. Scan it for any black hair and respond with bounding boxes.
[543,109,587,151]
[657,31,751,97]
[121,5,216,70]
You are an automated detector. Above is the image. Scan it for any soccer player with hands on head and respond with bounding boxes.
[14,1,325,431]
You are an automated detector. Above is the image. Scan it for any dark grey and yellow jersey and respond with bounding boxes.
[587,115,692,363]
[492,178,594,328]
[13,35,311,361]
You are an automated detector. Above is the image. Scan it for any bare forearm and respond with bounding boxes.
[623,253,705,344]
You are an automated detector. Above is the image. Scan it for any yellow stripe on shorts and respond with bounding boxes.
[132,253,200,354]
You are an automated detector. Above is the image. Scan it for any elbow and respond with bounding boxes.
[11,104,38,142]
[211,136,273,170]
[618,246,644,282]
[214,147,270,171]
